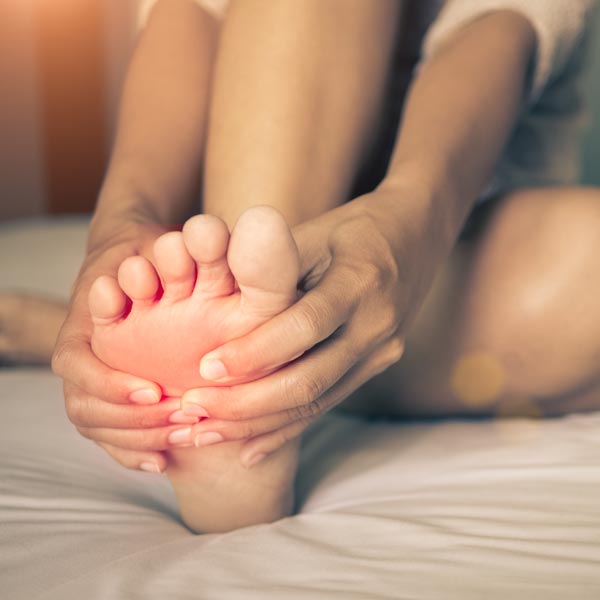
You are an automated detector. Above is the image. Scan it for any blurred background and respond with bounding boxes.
[0,1,599,222]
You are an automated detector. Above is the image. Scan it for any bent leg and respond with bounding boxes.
[347,187,600,419]
[175,0,402,532]
[203,0,402,227]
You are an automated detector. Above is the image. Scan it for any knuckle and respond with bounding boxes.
[374,335,405,374]
[279,422,305,446]
[65,395,86,425]
[285,373,323,409]
[235,422,256,440]
[76,426,93,441]
[352,258,393,301]
[204,388,237,418]
[290,301,323,340]
[129,408,154,429]
[224,344,267,376]
[387,335,405,365]
[287,396,322,422]
[361,262,386,293]
[222,398,245,421]
[302,399,322,419]
[374,308,400,342]
[51,340,72,376]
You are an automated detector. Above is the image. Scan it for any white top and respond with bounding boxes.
[138,0,597,196]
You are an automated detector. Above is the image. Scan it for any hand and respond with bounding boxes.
[182,189,431,467]
[52,216,176,473]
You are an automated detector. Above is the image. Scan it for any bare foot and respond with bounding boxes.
[0,293,67,366]
[89,206,300,532]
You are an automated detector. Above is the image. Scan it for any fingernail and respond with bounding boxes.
[243,453,266,469]
[129,389,160,404]
[200,358,228,381]
[194,432,224,447]
[168,410,200,425]
[140,462,162,474]
[168,427,193,445]
[182,403,209,418]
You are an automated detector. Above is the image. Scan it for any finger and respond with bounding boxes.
[53,333,161,405]
[77,423,196,452]
[183,333,363,421]
[239,421,307,469]
[96,442,168,473]
[198,263,358,383]
[65,394,197,429]
[190,409,294,446]
[239,338,404,467]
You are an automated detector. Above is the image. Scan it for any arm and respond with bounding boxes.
[53,0,220,473]
[183,10,537,465]
[385,9,536,243]
[91,0,218,240]
[358,8,537,318]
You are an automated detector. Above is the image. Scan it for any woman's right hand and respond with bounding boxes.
[52,216,178,474]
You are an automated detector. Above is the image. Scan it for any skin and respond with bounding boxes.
[48,0,600,487]
[0,293,67,366]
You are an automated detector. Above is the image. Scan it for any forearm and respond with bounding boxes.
[203,0,401,228]
[361,10,535,321]
[91,0,218,246]
[381,10,536,247]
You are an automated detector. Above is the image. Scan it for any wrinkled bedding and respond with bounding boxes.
[1,218,600,599]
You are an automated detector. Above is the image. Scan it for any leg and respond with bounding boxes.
[0,293,67,365]
[203,0,402,227]
[163,0,401,531]
[346,187,600,419]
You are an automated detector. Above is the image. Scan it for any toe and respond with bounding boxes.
[182,214,234,297]
[228,205,299,318]
[117,256,160,308]
[89,275,128,325]
[153,232,195,301]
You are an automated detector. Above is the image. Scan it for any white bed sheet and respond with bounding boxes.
[1,218,600,599]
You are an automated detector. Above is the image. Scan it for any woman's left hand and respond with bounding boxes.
[182,187,438,467]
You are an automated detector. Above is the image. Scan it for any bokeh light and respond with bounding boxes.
[450,351,505,408]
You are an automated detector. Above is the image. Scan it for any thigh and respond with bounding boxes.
[344,186,600,419]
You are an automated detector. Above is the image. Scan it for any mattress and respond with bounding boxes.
[1,218,600,599]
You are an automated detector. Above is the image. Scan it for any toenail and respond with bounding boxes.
[194,432,224,447]
[243,453,266,469]
[200,358,228,381]
[168,427,193,445]
[129,389,160,404]
[182,403,209,418]
[168,410,200,425]
[140,462,162,474]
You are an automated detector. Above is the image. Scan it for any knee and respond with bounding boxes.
[468,187,600,398]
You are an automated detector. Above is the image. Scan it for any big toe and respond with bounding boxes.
[228,205,299,318]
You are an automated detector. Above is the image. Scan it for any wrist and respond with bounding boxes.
[357,177,459,324]
[377,161,471,250]
[87,196,173,255]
